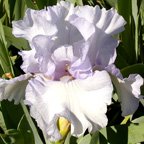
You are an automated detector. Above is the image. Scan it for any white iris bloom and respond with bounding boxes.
[0,1,143,141]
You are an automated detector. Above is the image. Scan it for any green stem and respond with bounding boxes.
[55,141,64,144]
[121,115,131,125]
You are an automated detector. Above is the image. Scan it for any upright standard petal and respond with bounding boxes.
[68,5,126,67]
[70,5,126,35]
[32,34,92,79]
[25,70,113,141]
[19,49,40,73]
[12,1,126,69]
[12,1,80,48]
[111,74,143,116]
[51,41,92,79]
[68,14,95,41]
[12,9,58,46]
[32,35,56,76]
[0,74,32,104]
[96,7,126,35]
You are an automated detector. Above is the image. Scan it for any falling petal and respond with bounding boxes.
[0,74,32,104]
[111,74,143,116]
[25,70,113,141]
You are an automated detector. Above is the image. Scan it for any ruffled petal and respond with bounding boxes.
[12,9,57,46]
[19,49,40,73]
[51,41,92,79]
[68,5,126,67]
[70,57,92,79]
[0,74,32,104]
[68,15,95,40]
[32,35,55,76]
[44,3,83,46]
[72,5,96,24]
[51,45,76,79]
[72,5,126,35]
[87,29,118,67]
[47,1,74,21]
[32,34,92,79]
[52,45,75,63]
[105,64,123,79]
[70,41,92,79]
[96,7,126,35]
[12,1,81,49]
[111,74,143,116]
[25,70,113,141]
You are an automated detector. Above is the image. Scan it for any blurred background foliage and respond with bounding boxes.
[0,0,144,143]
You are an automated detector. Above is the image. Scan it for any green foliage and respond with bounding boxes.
[116,0,137,64]
[3,26,30,50]
[0,20,14,75]
[100,122,144,144]
[12,0,26,20]
[63,122,144,144]
[36,0,57,8]
[121,63,144,77]
[21,103,43,144]
[1,101,23,129]
[106,0,144,67]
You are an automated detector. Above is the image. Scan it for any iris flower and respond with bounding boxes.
[0,1,143,141]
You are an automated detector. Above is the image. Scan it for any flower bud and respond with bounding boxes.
[58,117,70,139]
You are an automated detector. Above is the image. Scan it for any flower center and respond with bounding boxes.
[65,63,70,72]
[59,63,74,82]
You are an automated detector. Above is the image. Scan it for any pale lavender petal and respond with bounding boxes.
[44,2,83,46]
[68,5,126,67]
[25,70,113,141]
[70,41,92,79]
[96,7,126,35]
[88,28,118,67]
[32,34,92,79]
[111,74,143,116]
[51,43,92,79]
[70,57,92,79]
[72,5,126,34]
[72,5,96,23]
[12,9,57,46]
[19,49,40,73]
[68,15,95,40]
[51,45,75,80]
[32,35,55,76]
[12,1,83,50]
[105,64,123,79]
[51,40,92,79]
[0,74,32,104]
